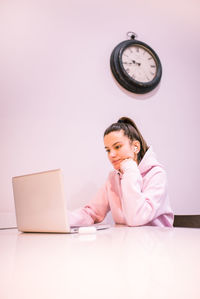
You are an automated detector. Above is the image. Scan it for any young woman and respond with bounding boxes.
[69,117,174,227]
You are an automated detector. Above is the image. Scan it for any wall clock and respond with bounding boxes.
[110,32,162,94]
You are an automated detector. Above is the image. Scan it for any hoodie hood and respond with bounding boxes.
[138,146,163,175]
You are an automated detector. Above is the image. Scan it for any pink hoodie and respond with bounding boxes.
[69,147,174,227]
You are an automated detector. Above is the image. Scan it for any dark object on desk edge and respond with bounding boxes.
[173,215,200,228]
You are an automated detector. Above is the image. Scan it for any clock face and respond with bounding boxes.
[121,45,157,83]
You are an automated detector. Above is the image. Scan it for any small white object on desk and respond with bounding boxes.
[78,226,97,234]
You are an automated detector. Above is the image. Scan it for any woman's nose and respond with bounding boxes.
[109,150,116,157]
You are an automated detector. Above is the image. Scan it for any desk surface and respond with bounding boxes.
[0,226,200,299]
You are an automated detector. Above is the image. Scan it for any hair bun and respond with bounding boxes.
[117,117,133,125]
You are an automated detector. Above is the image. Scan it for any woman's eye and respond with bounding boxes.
[106,149,110,153]
[115,145,121,150]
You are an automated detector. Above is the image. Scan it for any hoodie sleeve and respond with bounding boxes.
[120,158,167,226]
[68,183,110,226]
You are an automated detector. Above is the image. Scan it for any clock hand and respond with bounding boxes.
[123,62,132,65]
[132,60,141,66]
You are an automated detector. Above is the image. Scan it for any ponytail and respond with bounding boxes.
[104,117,149,163]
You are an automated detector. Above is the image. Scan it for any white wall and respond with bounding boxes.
[0,0,200,227]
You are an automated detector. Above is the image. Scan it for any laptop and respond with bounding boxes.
[12,169,110,233]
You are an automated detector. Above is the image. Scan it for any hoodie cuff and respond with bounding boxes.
[120,159,138,173]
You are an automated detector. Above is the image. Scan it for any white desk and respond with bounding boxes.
[0,226,200,299]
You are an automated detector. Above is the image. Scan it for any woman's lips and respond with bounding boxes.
[112,159,121,165]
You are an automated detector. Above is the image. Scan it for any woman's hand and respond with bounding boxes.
[119,157,133,174]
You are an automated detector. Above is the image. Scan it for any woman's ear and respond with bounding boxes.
[132,140,140,154]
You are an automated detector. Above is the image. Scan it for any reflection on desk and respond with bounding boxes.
[0,226,200,299]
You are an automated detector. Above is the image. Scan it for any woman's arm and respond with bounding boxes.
[68,183,110,226]
[120,159,167,226]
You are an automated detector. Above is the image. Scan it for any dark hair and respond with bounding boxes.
[104,117,149,163]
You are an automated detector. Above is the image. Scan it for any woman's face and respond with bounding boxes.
[104,130,138,171]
